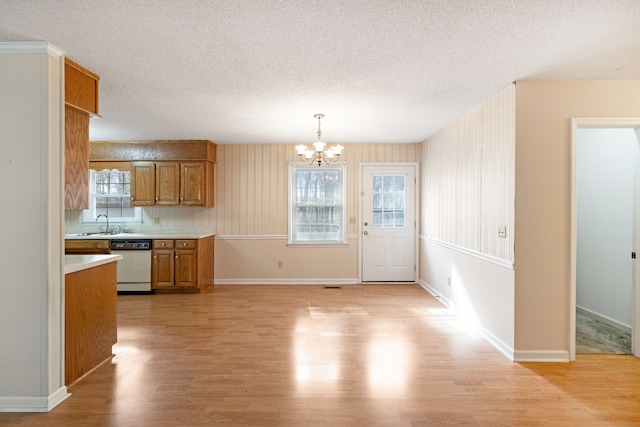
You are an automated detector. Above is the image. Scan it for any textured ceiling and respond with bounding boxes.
[1,0,640,144]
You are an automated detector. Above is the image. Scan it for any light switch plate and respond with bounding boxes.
[498,226,507,239]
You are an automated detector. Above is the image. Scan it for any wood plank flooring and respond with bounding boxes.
[2,284,640,426]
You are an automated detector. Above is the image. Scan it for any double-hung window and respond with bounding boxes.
[82,169,141,224]
[288,162,346,245]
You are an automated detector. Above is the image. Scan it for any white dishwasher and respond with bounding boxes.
[110,239,153,293]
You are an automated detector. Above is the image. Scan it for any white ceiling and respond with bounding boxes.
[1,1,640,145]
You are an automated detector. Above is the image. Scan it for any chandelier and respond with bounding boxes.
[295,113,344,166]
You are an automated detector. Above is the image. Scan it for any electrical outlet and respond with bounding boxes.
[498,226,507,239]
[447,277,451,286]
[153,217,161,225]
[278,261,283,268]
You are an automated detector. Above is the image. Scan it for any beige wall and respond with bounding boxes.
[514,80,640,356]
[215,143,421,282]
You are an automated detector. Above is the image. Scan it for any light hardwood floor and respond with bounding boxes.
[2,284,640,426]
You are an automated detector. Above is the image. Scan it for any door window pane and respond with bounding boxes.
[371,173,405,228]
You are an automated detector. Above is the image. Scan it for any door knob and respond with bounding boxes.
[363,231,368,235]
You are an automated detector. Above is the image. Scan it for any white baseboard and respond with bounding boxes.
[577,305,631,334]
[513,350,570,362]
[214,278,360,285]
[417,279,453,307]
[0,386,70,412]
[418,279,515,361]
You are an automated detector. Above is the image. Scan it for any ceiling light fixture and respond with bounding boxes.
[295,114,344,166]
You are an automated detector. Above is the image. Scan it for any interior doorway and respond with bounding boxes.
[570,118,640,360]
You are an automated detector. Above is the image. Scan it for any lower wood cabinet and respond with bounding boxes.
[152,236,214,293]
[65,261,117,386]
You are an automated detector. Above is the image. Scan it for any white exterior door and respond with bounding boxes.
[361,163,417,282]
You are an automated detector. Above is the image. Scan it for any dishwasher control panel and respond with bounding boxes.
[110,239,152,250]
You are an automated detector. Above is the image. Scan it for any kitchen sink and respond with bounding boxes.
[69,232,110,236]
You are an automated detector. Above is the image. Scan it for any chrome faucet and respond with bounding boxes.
[96,214,109,234]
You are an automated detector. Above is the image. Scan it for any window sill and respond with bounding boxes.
[287,242,348,248]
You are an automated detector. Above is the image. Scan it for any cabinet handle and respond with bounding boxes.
[183,242,187,246]
[155,196,159,201]
[175,255,178,259]
[161,242,165,246]
[180,197,184,201]
[131,196,135,201]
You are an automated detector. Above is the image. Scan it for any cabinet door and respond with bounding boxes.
[180,162,207,206]
[175,249,197,288]
[155,162,180,205]
[131,162,156,206]
[152,249,175,288]
[64,105,90,210]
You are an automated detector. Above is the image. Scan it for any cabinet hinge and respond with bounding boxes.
[633,252,636,259]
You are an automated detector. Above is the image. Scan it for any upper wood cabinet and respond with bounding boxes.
[65,105,90,210]
[130,162,157,206]
[65,58,100,116]
[64,58,100,210]
[156,162,181,205]
[91,140,217,207]
[181,162,211,206]
[131,161,213,207]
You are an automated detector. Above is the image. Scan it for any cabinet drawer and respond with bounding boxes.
[175,239,196,249]
[153,240,174,249]
[65,239,110,254]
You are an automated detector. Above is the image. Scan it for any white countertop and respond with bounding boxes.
[64,254,123,275]
[65,231,216,240]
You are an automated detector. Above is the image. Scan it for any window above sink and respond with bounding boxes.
[82,169,142,225]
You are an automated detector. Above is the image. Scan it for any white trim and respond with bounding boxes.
[570,117,640,361]
[286,242,349,248]
[288,161,347,245]
[417,279,453,308]
[577,305,632,334]
[420,235,514,270]
[0,41,64,56]
[0,387,70,412]
[214,278,360,285]
[513,350,570,363]
[216,235,288,240]
[418,279,514,360]
[215,235,359,240]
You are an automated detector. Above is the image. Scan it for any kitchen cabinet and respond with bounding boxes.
[64,58,100,210]
[130,162,158,206]
[130,161,212,207]
[152,236,214,293]
[64,105,90,210]
[90,140,216,207]
[65,257,117,386]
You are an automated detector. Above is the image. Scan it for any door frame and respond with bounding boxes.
[358,162,420,283]
[569,117,640,360]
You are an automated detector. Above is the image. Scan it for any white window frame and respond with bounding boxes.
[82,169,142,224]
[288,162,347,246]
